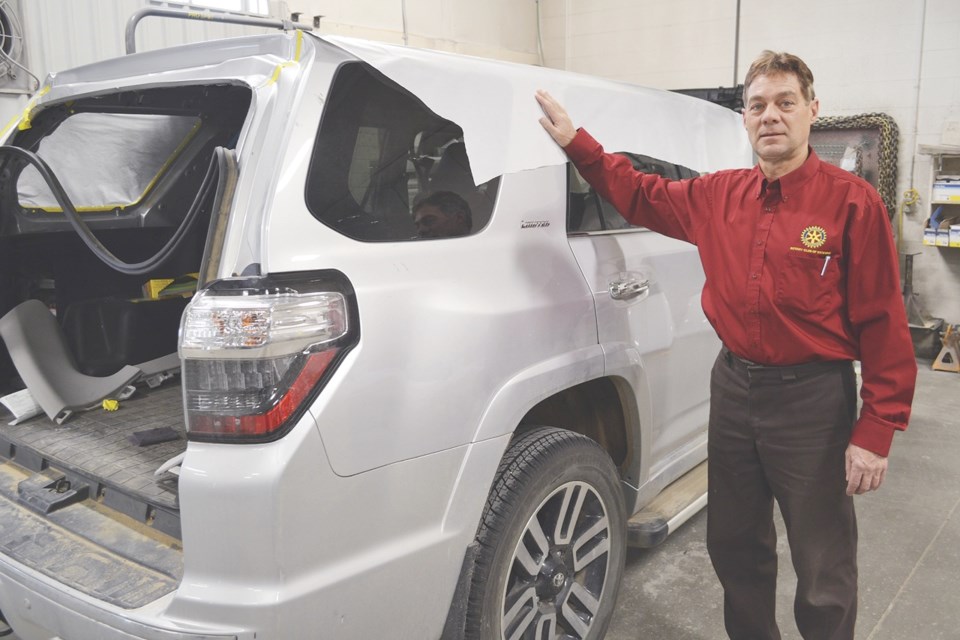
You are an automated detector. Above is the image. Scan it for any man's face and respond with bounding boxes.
[742,72,819,170]
[414,204,467,238]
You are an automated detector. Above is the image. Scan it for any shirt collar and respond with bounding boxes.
[752,146,821,200]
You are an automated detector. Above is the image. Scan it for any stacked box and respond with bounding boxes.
[933,181,960,202]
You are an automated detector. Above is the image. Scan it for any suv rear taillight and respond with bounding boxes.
[179,271,358,442]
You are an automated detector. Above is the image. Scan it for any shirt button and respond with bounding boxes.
[756,240,763,246]
[751,273,759,280]
[764,208,774,212]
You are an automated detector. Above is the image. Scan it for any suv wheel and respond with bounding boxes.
[465,427,626,640]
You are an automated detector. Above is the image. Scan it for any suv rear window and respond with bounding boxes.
[306,62,499,241]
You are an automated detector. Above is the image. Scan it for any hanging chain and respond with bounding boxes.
[813,113,899,220]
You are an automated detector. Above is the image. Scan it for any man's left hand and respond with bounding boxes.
[845,444,888,495]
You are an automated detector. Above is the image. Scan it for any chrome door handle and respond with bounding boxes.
[609,277,649,300]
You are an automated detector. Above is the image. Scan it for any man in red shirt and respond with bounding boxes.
[537,51,916,639]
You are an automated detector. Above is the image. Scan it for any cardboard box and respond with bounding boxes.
[933,181,960,203]
[936,230,951,246]
[924,228,938,245]
[951,225,960,248]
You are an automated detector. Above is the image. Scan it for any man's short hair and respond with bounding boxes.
[743,51,816,103]
[413,190,473,229]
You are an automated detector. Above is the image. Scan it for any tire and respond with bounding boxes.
[464,427,627,640]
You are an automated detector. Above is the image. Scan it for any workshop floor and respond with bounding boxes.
[607,361,960,640]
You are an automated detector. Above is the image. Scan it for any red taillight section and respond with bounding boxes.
[179,276,356,442]
[186,350,338,437]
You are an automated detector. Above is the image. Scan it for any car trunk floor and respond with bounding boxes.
[0,382,185,511]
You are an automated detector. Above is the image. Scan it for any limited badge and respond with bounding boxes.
[800,226,827,249]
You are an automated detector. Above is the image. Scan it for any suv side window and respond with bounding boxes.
[306,62,499,241]
[566,153,698,233]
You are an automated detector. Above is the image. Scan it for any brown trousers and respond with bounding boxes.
[707,348,858,640]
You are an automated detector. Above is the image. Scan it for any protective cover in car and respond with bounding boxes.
[17,112,200,211]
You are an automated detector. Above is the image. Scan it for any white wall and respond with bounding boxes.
[284,0,539,63]
[542,0,960,323]
[540,0,739,88]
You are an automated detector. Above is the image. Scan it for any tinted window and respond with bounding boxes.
[567,153,698,233]
[306,63,499,241]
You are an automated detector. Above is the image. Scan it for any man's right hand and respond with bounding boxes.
[845,443,888,495]
[536,90,577,148]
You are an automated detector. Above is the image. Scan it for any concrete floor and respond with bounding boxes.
[607,361,960,640]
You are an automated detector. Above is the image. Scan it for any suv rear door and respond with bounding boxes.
[567,155,719,484]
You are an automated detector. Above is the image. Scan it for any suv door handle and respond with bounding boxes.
[609,276,650,300]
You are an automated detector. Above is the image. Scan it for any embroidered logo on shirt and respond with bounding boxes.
[800,226,827,249]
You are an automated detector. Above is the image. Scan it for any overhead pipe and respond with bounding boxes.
[125,6,311,55]
[733,0,741,86]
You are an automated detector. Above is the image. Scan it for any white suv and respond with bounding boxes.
[0,14,750,640]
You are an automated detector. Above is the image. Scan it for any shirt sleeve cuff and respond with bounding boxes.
[564,129,600,163]
[850,412,900,457]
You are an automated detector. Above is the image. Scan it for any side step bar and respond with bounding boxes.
[627,461,708,548]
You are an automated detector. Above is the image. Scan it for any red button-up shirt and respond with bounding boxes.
[566,129,916,456]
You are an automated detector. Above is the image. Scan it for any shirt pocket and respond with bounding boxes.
[775,252,842,318]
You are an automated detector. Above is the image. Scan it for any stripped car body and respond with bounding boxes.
[0,24,750,640]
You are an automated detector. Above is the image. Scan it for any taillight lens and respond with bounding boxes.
[180,273,357,442]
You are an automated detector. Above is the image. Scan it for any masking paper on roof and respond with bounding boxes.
[320,35,753,185]
[18,113,199,211]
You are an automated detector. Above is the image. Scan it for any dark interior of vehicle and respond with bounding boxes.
[567,152,699,233]
[306,61,499,242]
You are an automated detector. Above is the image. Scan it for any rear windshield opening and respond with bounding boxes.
[306,61,500,242]
[0,83,250,388]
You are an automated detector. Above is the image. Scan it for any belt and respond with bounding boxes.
[720,346,851,381]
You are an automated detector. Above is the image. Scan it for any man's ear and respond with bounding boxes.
[810,97,820,120]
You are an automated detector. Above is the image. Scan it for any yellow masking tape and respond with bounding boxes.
[261,31,304,88]
[17,86,51,132]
